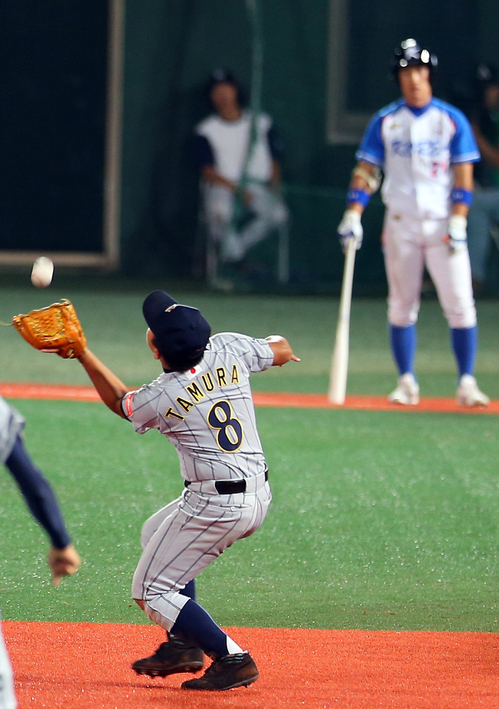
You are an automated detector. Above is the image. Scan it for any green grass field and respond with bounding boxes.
[1,274,499,396]
[0,277,498,633]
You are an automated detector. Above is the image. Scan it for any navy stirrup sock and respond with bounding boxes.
[171,599,229,659]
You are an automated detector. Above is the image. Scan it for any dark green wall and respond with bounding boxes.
[118,0,499,289]
[1,1,107,253]
[3,1,499,290]
[120,0,358,285]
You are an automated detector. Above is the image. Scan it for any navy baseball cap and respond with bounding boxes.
[476,63,499,87]
[207,68,237,88]
[142,290,211,361]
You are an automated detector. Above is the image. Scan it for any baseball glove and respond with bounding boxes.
[12,299,87,359]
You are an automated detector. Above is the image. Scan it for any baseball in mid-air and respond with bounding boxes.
[31,257,54,288]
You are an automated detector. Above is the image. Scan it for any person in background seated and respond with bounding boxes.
[194,69,288,286]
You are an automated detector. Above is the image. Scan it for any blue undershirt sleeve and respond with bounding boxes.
[5,435,71,549]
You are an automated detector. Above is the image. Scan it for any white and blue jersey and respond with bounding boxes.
[357,98,480,219]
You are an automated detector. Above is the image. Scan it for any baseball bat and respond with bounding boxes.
[327,238,357,405]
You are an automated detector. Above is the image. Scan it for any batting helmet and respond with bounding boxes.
[392,38,438,77]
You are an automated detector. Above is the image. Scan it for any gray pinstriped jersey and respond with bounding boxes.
[122,333,274,483]
[0,395,25,464]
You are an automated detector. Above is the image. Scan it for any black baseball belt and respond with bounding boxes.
[184,469,268,495]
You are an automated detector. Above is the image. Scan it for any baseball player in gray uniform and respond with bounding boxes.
[0,395,80,709]
[76,290,299,691]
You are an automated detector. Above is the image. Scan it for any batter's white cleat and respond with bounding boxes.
[388,373,420,406]
[456,375,490,407]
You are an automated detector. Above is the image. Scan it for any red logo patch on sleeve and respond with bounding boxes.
[124,393,134,418]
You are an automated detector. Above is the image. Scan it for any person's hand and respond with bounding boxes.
[48,544,81,587]
[337,209,363,253]
[444,214,468,253]
[265,336,301,367]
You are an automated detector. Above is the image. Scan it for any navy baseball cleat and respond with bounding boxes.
[181,652,259,690]
[132,635,204,677]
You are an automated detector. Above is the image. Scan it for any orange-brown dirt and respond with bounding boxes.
[3,622,499,709]
[1,382,498,414]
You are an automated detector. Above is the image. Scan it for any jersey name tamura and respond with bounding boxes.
[195,111,274,183]
[122,333,274,483]
[356,98,480,219]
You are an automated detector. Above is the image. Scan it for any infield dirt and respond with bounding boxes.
[1,382,498,415]
[4,621,499,709]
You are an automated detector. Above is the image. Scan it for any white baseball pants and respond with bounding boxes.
[382,210,477,329]
[202,182,288,258]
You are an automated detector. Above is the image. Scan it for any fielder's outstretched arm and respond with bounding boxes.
[78,348,128,418]
[77,338,298,413]
[5,431,81,586]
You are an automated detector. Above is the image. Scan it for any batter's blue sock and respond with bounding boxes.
[389,324,417,375]
[171,599,241,659]
[451,326,477,377]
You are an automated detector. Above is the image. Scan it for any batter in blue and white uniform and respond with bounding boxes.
[337,38,489,407]
[76,290,299,691]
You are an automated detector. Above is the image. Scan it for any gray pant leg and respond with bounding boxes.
[0,623,16,709]
[0,397,24,465]
[240,185,289,252]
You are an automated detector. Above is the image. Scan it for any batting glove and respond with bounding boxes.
[337,209,363,253]
[444,214,468,253]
